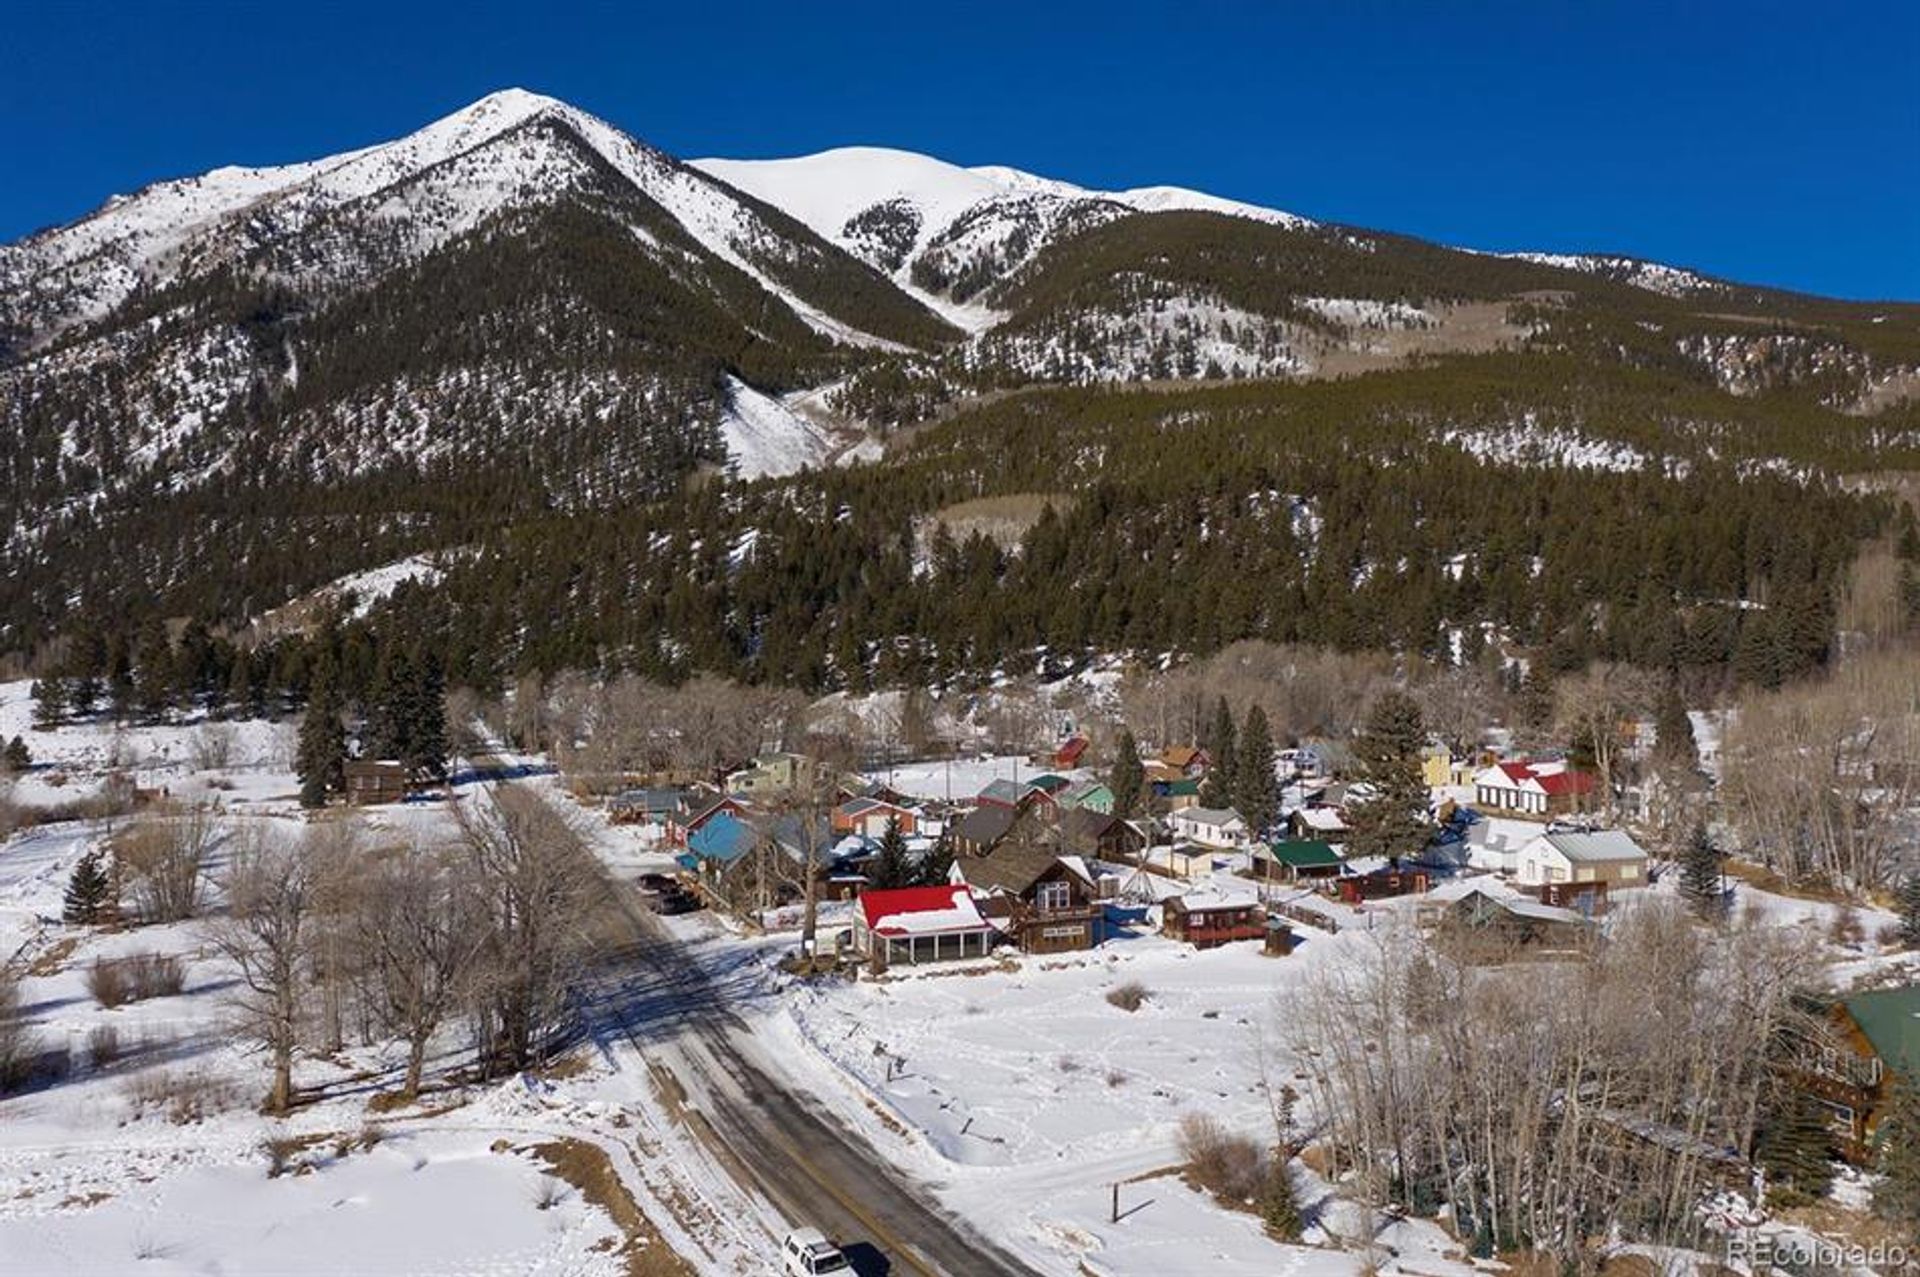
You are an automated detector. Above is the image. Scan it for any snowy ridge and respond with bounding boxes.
[0,89,919,352]
[693,147,1316,333]
[1492,250,1719,298]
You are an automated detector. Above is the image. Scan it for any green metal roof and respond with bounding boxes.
[1843,985,1920,1079]
[1164,777,1200,796]
[1266,840,1342,868]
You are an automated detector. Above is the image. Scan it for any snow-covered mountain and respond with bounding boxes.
[0,89,952,354]
[3,87,1912,656]
[694,146,1312,331]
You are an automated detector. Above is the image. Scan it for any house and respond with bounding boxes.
[1472,759,1596,819]
[669,794,751,848]
[1057,779,1115,814]
[1056,807,1146,861]
[725,752,816,797]
[1434,884,1594,958]
[978,777,1051,810]
[1157,745,1209,776]
[1163,886,1265,949]
[1168,806,1248,849]
[1335,865,1432,904]
[832,796,920,839]
[608,786,687,825]
[1287,806,1348,843]
[1256,839,1344,883]
[1515,829,1648,912]
[1463,816,1536,875]
[1026,773,1073,796]
[1421,745,1455,790]
[1156,776,1201,812]
[1796,984,1920,1161]
[853,885,998,966]
[765,813,836,867]
[1051,735,1091,769]
[343,759,409,805]
[1295,739,1352,778]
[953,843,1105,954]
[681,810,758,877]
[949,802,1019,856]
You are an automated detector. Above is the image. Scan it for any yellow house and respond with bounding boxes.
[1421,746,1454,790]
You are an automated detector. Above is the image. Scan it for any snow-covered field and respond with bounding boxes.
[0,686,771,1277]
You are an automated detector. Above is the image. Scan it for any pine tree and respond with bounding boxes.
[296,660,346,809]
[2,737,29,772]
[869,816,913,889]
[1653,680,1696,767]
[29,678,64,730]
[914,838,954,888]
[1236,707,1279,837]
[1347,691,1429,862]
[1110,729,1145,821]
[1753,1085,1836,1207]
[403,651,450,782]
[1517,666,1555,745]
[1200,697,1236,808]
[1874,1076,1920,1241]
[62,848,112,925]
[1897,873,1920,949]
[1678,823,1724,919]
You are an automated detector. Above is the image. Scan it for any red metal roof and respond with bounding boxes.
[858,885,987,938]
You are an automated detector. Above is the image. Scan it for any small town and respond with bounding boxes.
[4,4,1919,1274]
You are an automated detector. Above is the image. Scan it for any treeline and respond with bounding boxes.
[28,614,450,789]
[362,360,1879,697]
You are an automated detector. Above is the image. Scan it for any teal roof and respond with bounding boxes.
[1843,985,1920,1078]
[1266,840,1342,868]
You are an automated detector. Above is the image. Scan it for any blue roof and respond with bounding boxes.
[687,811,756,863]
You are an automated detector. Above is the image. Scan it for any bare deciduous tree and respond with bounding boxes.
[454,788,597,1074]
[358,843,488,1097]
[1291,903,1822,1264]
[211,829,315,1114]
[1720,648,1920,892]
[115,805,219,924]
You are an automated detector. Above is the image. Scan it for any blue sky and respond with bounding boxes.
[5,1,1916,300]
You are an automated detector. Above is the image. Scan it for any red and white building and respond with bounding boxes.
[852,884,999,966]
[1472,759,1596,819]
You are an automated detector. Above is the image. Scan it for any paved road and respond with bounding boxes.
[486,769,1040,1277]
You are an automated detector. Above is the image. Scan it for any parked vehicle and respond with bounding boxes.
[781,1227,852,1276]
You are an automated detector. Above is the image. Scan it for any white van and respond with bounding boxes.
[781,1227,852,1276]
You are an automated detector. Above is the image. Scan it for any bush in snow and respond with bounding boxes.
[86,952,187,1008]
[1106,980,1149,1012]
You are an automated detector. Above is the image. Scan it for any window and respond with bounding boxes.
[1036,881,1071,912]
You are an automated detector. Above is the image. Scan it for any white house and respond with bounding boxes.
[1516,829,1649,891]
[1463,817,1538,874]
[1168,806,1249,849]
[1472,759,1596,818]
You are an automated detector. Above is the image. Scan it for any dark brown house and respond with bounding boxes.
[1794,984,1920,1163]
[1057,807,1146,862]
[956,841,1104,955]
[950,802,1019,857]
[343,759,409,805]
[1163,890,1265,949]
